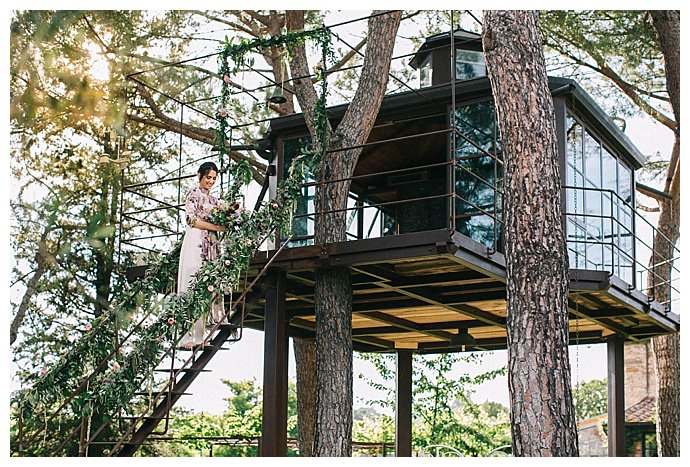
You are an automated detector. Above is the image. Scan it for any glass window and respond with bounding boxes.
[282,136,315,246]
[601,147,617,240]
[564,113,636,285]
[455,49,486,80]
[602,147,617,191]
[565,117,584,222]
[453,101,502,250]
[419,54,433,88]
[618,161,632,204]
[584,131,601,187]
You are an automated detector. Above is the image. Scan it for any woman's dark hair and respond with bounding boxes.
[198,161,219,179]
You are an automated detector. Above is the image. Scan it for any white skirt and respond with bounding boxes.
[177,227,225,347]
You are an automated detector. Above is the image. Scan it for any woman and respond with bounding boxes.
[177,161,227,349]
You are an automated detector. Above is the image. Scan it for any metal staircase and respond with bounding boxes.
[108,287,263,456]
[16,275,266,457]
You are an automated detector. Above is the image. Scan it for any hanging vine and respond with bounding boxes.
[14,25,333,438]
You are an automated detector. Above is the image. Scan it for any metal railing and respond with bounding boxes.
[279,147,679,313]
[564,185,680,310]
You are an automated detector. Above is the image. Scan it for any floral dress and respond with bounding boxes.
[177,186,226,347]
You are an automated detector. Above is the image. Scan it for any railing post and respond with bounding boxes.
[17,404,24,456]
[610,193,615,277]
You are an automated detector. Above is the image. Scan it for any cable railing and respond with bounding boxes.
[278,155,679,314]
[563,184,679,311]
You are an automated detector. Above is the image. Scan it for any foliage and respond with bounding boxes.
[352,413,395,456]
[151,379,298,457]
[356,352,510,456]
[540,11,672,129]
[10,10,210,398]
[12,25,332,454]
[572,378,608,422]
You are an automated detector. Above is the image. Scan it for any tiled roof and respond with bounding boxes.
[625,396,657,423]
[577,396,657,426]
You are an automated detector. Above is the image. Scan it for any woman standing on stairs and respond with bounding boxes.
[178,161,227,349]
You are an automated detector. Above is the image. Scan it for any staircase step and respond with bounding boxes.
[119,415,168,421]
[133,390,192,396]
[174,345,229,351]
[153,368,211,373]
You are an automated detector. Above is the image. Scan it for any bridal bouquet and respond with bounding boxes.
[208,199,241,228]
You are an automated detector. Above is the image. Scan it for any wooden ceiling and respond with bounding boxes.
[242,230,678,354]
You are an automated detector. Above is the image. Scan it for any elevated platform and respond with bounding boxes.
[243,229,679,353]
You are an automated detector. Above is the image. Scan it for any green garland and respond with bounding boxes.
[14,26,333,445]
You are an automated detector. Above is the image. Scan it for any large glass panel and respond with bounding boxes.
[453,101,502,250]
[455,49,487,80]
[568,218,587,269]
[584,131,602,187]
[618,161,632,204]
[282,136,314,246]
[564,114,636,285]
[618,161,634,283]
[565,117,584,224]
[601,147,617,243]
[619,203,634,284]
[583,131,603,269]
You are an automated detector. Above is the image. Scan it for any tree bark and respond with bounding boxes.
[649,11,680,133]
[293,337,317,456]
[483,10,579,456]
[286,10,401,456]
[648,135,680,457]
[10,240,50,345]
[312,266,353,456]
[648,10,680,457]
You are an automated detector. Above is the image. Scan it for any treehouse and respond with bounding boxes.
[248,29,678,349]
[239,29,680,455]
[18,25,679,458]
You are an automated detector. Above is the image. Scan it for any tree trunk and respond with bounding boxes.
[10,240,50,345]
[652,332,680,456]
[312,266,352,456]
[649,11,680,132]
[483,10,579,456]
[648,134,680,458]
[648,10,680,457]
[293,337,317,456]
[286,10,401,456]
[94,164,119,317]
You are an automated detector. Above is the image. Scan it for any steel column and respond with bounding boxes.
[260,269,288,457]
[395,350,413,457]
[607,335,626,457]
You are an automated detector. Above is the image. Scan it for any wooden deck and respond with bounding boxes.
[242,229,679,353]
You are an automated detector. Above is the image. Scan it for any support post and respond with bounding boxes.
[607,335,626,457]
[395,350,413,457]
[260,269,288,457]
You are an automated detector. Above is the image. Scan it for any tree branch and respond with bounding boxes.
[545,28,677,132]
[637,203,660,213]
[191,10,257,37]
[243,10,272,28]
[636,182,671,202]
[131,84,266,184]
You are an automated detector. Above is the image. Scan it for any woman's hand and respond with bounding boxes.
[192,219,227,233]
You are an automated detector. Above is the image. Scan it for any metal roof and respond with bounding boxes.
[267,76,647,170]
